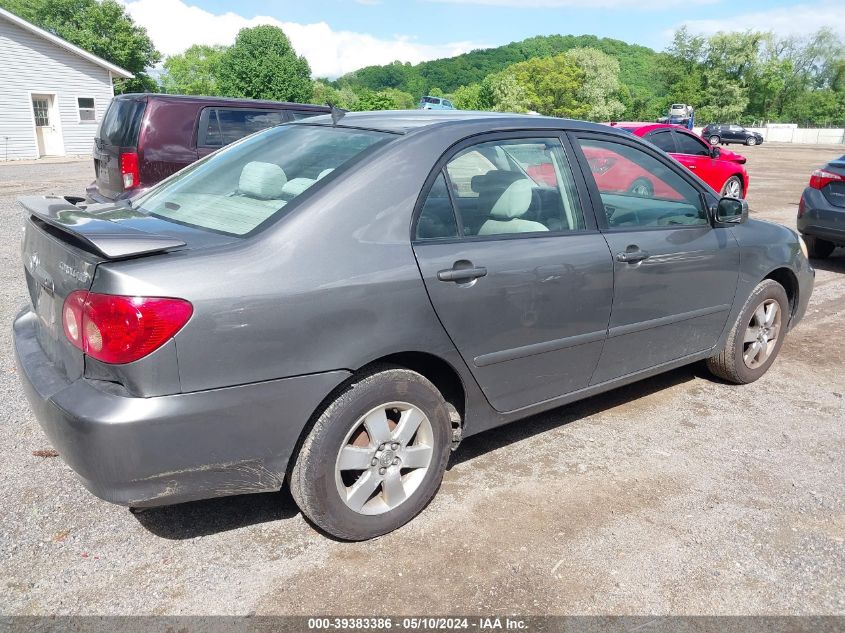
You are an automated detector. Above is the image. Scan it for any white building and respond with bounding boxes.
[0,7,133,161]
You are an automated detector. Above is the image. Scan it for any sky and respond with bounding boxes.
[119,0,845,78]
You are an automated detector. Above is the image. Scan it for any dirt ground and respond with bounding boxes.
[0,144,843,617]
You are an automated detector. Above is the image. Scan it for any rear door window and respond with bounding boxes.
[443,137,586,237]
[198,108,286,148]
[644,130,676,153]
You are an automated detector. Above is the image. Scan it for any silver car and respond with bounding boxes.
[14,111,813,540]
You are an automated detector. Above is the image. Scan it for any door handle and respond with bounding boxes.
[437,265,488,283]
[687,164,696,169]
[616,249,650,264]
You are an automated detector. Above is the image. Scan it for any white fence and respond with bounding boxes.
[694,123,845,145]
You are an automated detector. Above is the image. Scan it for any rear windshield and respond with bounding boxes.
[135,124,391,236]
[97,98,146,147]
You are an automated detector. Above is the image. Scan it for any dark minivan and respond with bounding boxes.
[86,94,329,203]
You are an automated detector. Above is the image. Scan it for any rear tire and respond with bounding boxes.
[804,235,835,259]
[709,135,721,145]
[289,366,452,540]
[706,280,789,384]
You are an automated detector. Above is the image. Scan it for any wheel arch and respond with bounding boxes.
[359,351,467,424]
[286,351,468,483]
[764,266,799,319]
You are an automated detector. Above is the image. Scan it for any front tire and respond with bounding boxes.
[804,235,835,259]
[290,366,452,540]
[746,137,757,146]
[706,280,789,384]
[629,177,654,197]
[721,175,744,199]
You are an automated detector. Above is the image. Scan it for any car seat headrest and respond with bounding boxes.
[239,162,287,200]
[490,179,533,220]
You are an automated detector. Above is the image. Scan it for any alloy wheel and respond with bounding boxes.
[742,299,781,369]
[334,402,434,515]
[723,178,743,199]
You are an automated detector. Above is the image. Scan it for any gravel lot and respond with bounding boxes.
[1,146,843,616]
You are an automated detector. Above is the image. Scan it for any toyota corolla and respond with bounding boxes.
[14,111,813,540]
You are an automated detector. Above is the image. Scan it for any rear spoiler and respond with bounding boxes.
[18,196,186,260]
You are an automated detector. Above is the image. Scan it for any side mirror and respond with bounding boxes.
[714,196,748,224]
[710,146,721,159]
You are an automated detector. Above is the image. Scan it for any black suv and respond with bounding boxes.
[702,124,764,147]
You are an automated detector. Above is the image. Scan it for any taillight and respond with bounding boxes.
[62,291,192,364]
[809,168,844,190]
[120,151,140,189]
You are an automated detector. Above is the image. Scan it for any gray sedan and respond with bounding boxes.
[13,111,814,540]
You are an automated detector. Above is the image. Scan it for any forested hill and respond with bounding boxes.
[336,34,664,98]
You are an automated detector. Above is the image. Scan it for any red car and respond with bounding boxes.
[608,123,749,199]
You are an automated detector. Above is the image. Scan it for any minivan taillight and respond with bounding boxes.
[809,168,844,190]
[120,151,140,189]
[62,291,192,364]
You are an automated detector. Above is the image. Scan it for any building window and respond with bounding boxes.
[77,97,96,122]
[32,99,50,126]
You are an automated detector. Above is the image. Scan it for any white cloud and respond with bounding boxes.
[673,0,845,39]
[120,0,486,78]
[428,0,719,7]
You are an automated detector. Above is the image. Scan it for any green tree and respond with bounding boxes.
[503,55,584,117]
[478,72,531,113]
[698,74,748,123]
[217,25,312,102]
[452,84,483,110]
[159,45,226,95]
[0,0,160,93]
[351,88,416,111]
[567,47,626,121]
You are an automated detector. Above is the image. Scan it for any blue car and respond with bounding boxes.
[798,155,845,258]
[418,95,455,110]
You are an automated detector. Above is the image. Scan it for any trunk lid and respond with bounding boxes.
[19,195,191,381]
[93,97,147,200]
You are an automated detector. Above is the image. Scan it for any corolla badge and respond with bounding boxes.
[58,261,90,284]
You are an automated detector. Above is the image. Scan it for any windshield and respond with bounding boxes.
[135,124,391,236]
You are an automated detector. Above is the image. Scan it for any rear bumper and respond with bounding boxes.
[13,308,349,507]
[85,182,149,205]
[798,188,845,245]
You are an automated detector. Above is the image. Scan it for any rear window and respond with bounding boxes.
[97,98,146,147]
[421,97,441,104]
[135,125,391,236]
